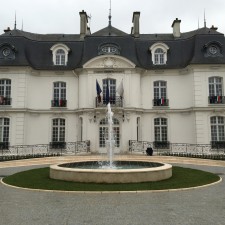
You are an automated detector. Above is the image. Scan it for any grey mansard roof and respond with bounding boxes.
[0,25,225,70]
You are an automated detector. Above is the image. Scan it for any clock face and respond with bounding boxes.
[209,46,218,55]
[2,48,10,57]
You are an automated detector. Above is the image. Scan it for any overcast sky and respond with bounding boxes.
[1,0,225,35]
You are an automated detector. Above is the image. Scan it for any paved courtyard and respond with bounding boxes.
[0,155,225,225]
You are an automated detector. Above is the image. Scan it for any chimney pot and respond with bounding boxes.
[79,10,88,39]
[132,12,140,38]
[172,18,181,38]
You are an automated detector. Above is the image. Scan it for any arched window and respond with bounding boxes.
[208,77,224,104]
[102,78,116,105]
[0,79,11,105]
[154,117,169,148]
[153,81,168,106]
[99,117,120,147]
[0,117,10,149]
[50,118,66,149]
[154,48,164,65]
[149,42,169,65]
[56,49,65,65]
[50,43,70,66]
[211,116,225,148]
[52,82,67,107]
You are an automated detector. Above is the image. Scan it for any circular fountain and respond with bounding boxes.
[49,103,172,183]
[50,160,172,183]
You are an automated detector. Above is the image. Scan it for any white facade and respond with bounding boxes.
[1,55,225,152]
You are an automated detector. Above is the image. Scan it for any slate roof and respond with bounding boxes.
[0,25,225,70]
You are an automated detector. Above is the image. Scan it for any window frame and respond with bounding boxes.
[98,43,120,55]
[154,117,168,142]
[0,79,11,105]
[0,117,10,149]
[150,42,169,65]
[50,44,70,66]
[52,118,66,143]
[210,116,225,142]
[208,76,223,97]
[99,117,120,148]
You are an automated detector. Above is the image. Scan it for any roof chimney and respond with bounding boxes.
[132,12,140,38]
[79,10,88,39]
[210,25,218,31]
[172,18,181,38]
[4,27,11,33]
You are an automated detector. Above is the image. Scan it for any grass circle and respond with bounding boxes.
[2,166,220,192]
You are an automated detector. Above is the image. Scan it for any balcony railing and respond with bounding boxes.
[211,141,225,149]
[153,98,169,106]
[129,140,225,155]
[49,141,66,149]
[96,96,123,107]
[153,141,170,149]
[0,96,11,106]
[208,96,225,104]
[51,99,67,107]
[0,142,9,150]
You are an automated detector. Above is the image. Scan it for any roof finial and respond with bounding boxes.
[14,11,17,30]
[108,0,112,26]
[204,9,206,28]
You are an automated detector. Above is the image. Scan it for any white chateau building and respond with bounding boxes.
[0,11,225,153]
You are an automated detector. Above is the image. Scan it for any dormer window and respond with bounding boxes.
[56,49,65,65]
[154,48,164,65]
[150,42,169,65]
[98,43,120,55]
[0,43,16,60]
[203,41,223,57]
[50,44,70,66]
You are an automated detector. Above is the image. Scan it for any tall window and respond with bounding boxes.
[211,117,225,147]
[208,77,223,104]
[0,79,11,105]
[103,79,116,103]
[56,49,65,65]
[99,118,120,147]
[154,118,167,142]
[0,118,10,149]
[154,48,164,65]
[52,82,67,107]
[209,77,222,96]
[52,118,65,143]
[153,81,168,106]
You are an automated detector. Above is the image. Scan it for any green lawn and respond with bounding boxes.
[3,166,220,192]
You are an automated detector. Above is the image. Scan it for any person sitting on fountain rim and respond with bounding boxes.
[146,147,153,156]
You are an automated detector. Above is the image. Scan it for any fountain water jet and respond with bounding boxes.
[105,103,115,168]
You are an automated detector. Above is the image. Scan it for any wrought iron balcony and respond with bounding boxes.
[51,99,67,107]
[208,96,225,104]
[96,96,123,107]
[153,141,170,149]
[153,98,169,106]
[211,141,225,149]
[0,96,11,106]
[0,142,9,150]
[49,141,66,149]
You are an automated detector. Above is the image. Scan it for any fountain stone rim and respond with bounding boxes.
[50,160,173,183]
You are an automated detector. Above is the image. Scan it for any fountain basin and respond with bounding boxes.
[50,160,172,183]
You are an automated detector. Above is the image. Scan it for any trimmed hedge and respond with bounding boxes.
[160,152,225,160]
[0,153,61,162]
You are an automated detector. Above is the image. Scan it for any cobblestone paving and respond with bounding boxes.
[0,156,225,225]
